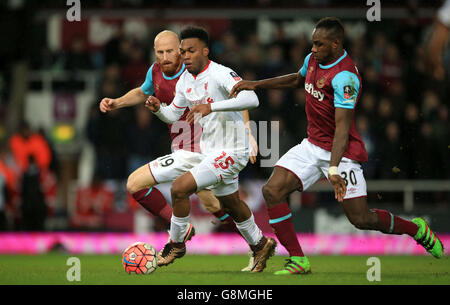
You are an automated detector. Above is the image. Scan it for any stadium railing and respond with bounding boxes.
[294,180,450,212]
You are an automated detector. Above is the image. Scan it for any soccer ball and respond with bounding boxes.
[122,242,158,274]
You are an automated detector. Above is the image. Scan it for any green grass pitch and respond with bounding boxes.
[0,254,449,285]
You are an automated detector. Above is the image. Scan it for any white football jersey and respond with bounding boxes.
[170,60,250,154]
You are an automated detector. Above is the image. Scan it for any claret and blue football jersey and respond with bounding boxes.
[299,50,368,162]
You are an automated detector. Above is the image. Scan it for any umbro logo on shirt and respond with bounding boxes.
[305,83,324,102]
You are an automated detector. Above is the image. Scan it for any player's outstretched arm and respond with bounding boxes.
[99,87,148,113]
[187,90,259,124]
[228,72,303,98]
[328,107,353,202]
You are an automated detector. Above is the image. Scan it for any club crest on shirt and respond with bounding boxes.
[308,66,314,73]
[316,76,327,89]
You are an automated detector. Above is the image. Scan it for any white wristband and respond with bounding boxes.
[328,166,339,176]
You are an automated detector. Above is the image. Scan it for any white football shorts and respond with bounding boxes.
[148,149,205,184]
[190,149,249,197]
[275,139,367,200]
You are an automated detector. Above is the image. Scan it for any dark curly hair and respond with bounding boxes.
[180,26,209,47]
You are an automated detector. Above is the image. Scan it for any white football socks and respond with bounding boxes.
[235,214,263,246]
[170,214,190,243]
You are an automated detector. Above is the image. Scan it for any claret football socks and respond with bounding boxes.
[132,187,172,224]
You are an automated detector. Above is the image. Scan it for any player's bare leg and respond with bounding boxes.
[126,164,172,224]
[196,189,220,213]
[341,197,443,258]
[263,166,311,275]
[217,191,277,273]
[340,196,378,230]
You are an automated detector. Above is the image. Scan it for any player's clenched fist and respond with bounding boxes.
[99,98,119,113]
[228,80,257,98]
[145,96,161,112]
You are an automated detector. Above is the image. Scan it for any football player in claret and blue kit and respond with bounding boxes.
[229,17,444,275]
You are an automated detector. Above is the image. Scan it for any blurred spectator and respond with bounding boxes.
[374,97,394,138]
[368,32,388,72]
[348,37,367,72]
[355,115,376,179]
[241,32,266,72]
[266,89,285,115]
[260,44,288,78]
[0,142,20,230]
[422,90,441,121]
[360,66,379,95]
[378,43,403,95]
[401,103,422,178]
[86,102,130,180]
[432,104,450,178]
[212,31,243,71]
[412,122,443,179]
[20,156,47,231]
[70,172,114,230]
[125,104,162,174]
[359,93,377,122]
[0,142,18,198]
[121,42,149,91]
[8,121,52,173]
[99,67,126,99]
[376,121,407,179]
[0,173,7,230]
[103,29,131,66]
[63,35,93,72]
[87,75,131,180]
[404,46,428,104]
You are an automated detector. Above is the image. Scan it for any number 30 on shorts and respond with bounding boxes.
[340,170,357,186]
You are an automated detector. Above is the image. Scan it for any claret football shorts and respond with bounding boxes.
[275,139,367,200]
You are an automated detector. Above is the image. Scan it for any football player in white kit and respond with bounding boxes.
[146,26,277,272]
